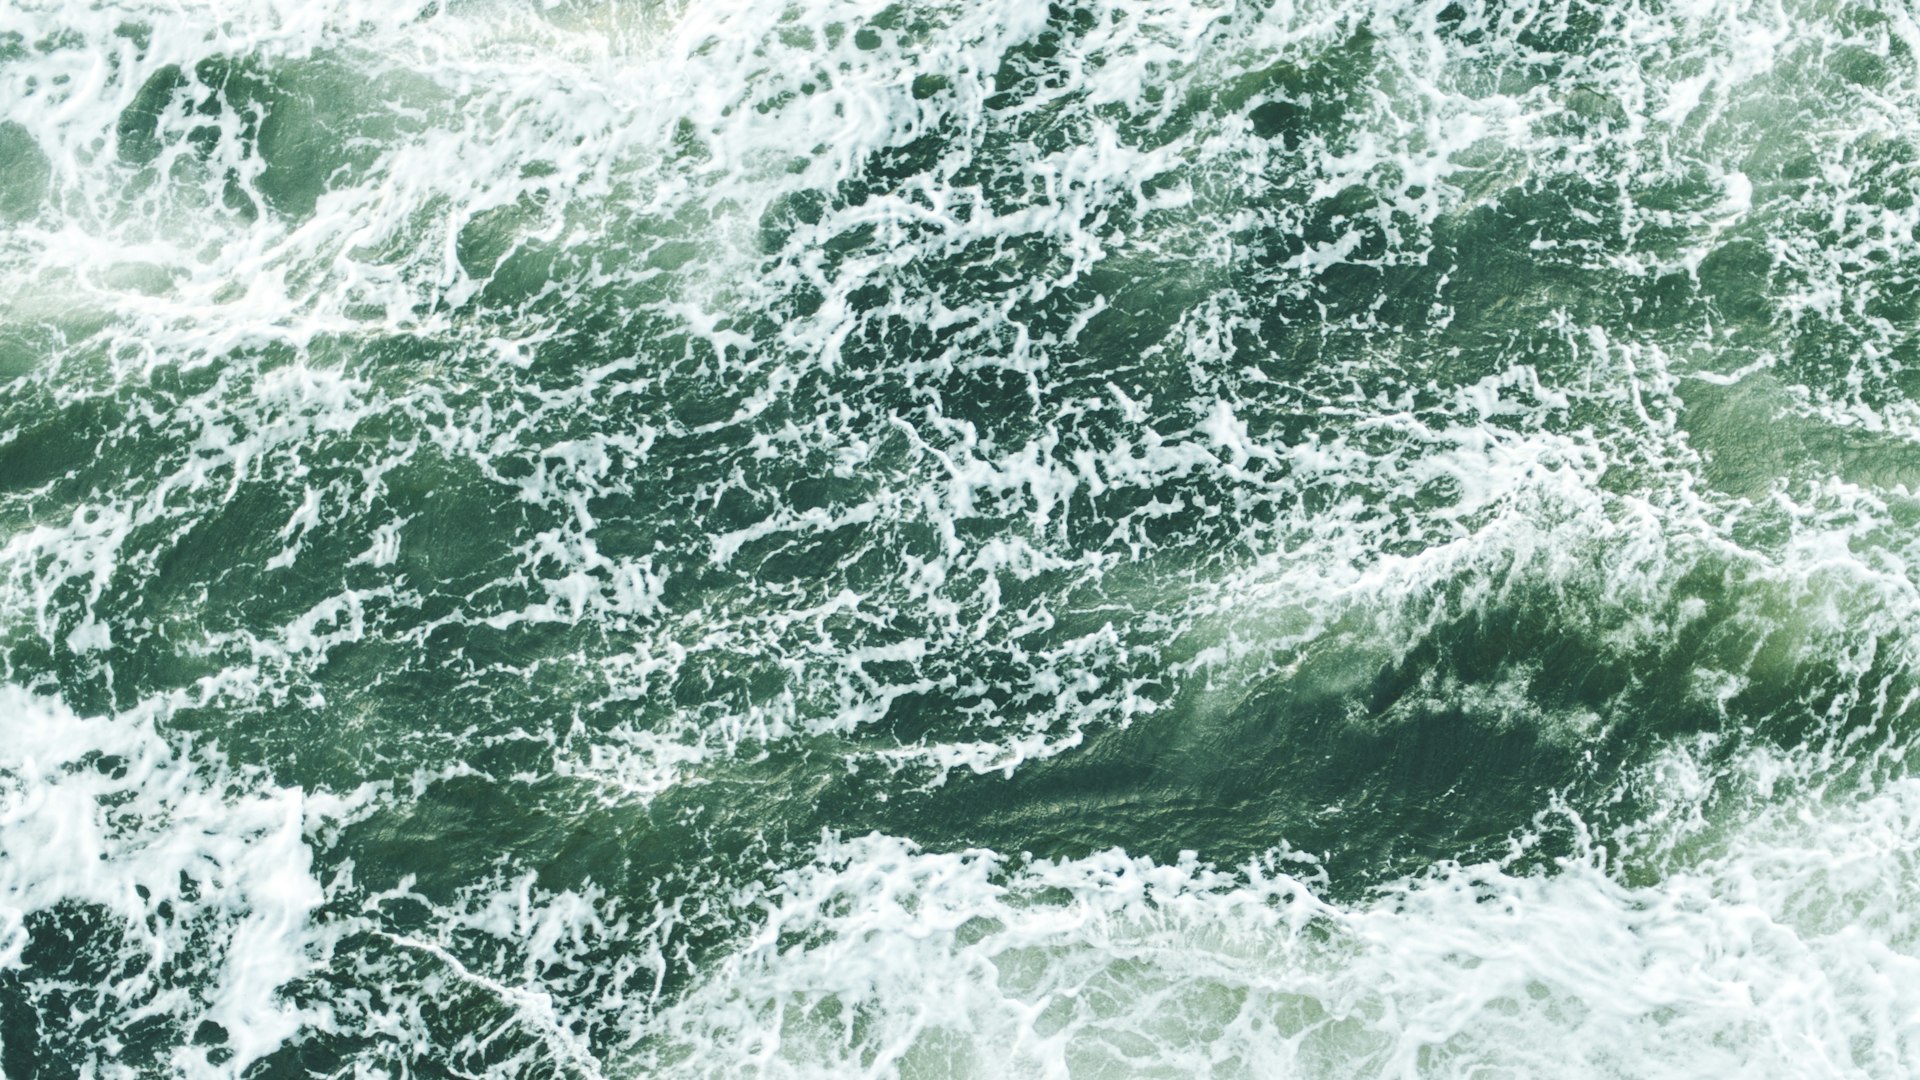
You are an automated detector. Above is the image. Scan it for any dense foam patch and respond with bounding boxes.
[638,777,1920,1077]
[0,686,359,1076]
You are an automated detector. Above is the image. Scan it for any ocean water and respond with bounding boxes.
[4,0,1920,1075]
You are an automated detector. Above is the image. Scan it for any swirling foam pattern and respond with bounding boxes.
[4,0,1920,1075]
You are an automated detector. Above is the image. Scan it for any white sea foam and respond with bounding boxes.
[639,782,1920,1077]
[0,685,361,1076]
[4,0,1920,1073]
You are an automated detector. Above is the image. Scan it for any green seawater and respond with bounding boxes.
[4,0,1920,1076]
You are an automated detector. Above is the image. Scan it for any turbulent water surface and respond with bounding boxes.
[4,0,1920,1075]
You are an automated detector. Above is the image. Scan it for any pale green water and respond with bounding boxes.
[4,0,1920,1076]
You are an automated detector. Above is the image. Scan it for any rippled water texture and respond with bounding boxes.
[5,0,1920,1075]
